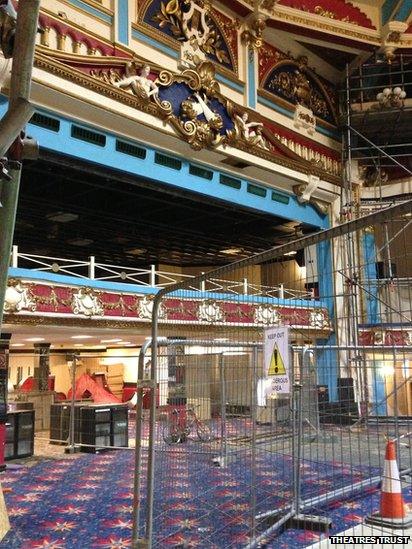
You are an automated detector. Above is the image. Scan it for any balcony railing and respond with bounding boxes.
[10,246,315,301]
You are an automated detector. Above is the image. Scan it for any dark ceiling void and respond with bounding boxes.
[297,41,357,72]
[14,151,317,268]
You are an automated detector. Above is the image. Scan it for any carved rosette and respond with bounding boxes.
[4,281,36,313]
[72,288,103,317]
[197,300,224,323]
[138,296,166,320]
[309,309,330,330]
[254,305,281,326]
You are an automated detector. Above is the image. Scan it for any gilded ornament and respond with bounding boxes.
[159,60,230,151]
[152,0,230,67]
[241,15,266,50]
[33,51,340,183]
[229,111,269,150]
[267,63,335,124]
[386,31,401,44]
[309,309,330,329]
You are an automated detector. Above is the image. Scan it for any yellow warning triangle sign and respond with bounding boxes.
[268,343,286,376]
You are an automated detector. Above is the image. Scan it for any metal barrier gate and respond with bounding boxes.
[133,199,412,548]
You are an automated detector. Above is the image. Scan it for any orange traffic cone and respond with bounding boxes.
[366,439,412,528]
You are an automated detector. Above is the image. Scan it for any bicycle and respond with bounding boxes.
[162,405,212,444]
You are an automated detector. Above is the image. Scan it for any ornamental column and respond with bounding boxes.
[34,342,51,392]
[114,0,131,46]
[241,12,267,109]
[0,333,11,471]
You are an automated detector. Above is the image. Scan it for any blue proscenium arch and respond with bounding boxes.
[0,99,329,231]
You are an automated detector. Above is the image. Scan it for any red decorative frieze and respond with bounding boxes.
[4,279,331,331]
[277,0,375,29]
[359,329,410,347]
[265,120,340,157]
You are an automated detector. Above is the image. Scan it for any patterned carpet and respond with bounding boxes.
[1,444,410,549]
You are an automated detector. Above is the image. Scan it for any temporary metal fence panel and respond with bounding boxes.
[133,199,412,548]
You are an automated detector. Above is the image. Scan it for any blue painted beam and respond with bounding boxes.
[216,73,244,94]
[382,0,408,24]
[5,101,329,229]
[362,231,379,324]
[117,0,129,45]
[371,362,387,415]
[394,1,412,21]
[131,28,179,59]
[247,48,257,109]
[316,240,338,401]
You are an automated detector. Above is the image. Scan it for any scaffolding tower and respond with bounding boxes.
[343,53,412,197]
[341,52,412,423]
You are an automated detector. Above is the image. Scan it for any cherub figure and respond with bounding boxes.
[235,112,268,149]
[115,64,159,100]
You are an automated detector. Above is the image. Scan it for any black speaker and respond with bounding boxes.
[376,261,397,279]
[338,377,355,403]
[296,249,305,267]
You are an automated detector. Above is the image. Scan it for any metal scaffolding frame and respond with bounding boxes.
[343,53,412,185]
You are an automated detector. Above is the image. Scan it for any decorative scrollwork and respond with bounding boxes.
[158,60,232,150]
[92,61,173,116]
[254,305,281,326]
[309,309,330,330]
[268,68,332,123]
[198,300,224,323]
[72,288,103,317]
[4,281,36,313]
[314,6,357,25]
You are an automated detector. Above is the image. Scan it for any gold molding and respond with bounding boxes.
[270,8,380,46]
[34,51,165,118]
[32,51,340,185]
[35,45,165,72]
[3,313,330,336]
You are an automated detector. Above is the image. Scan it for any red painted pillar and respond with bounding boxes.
[0,334,11,471]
